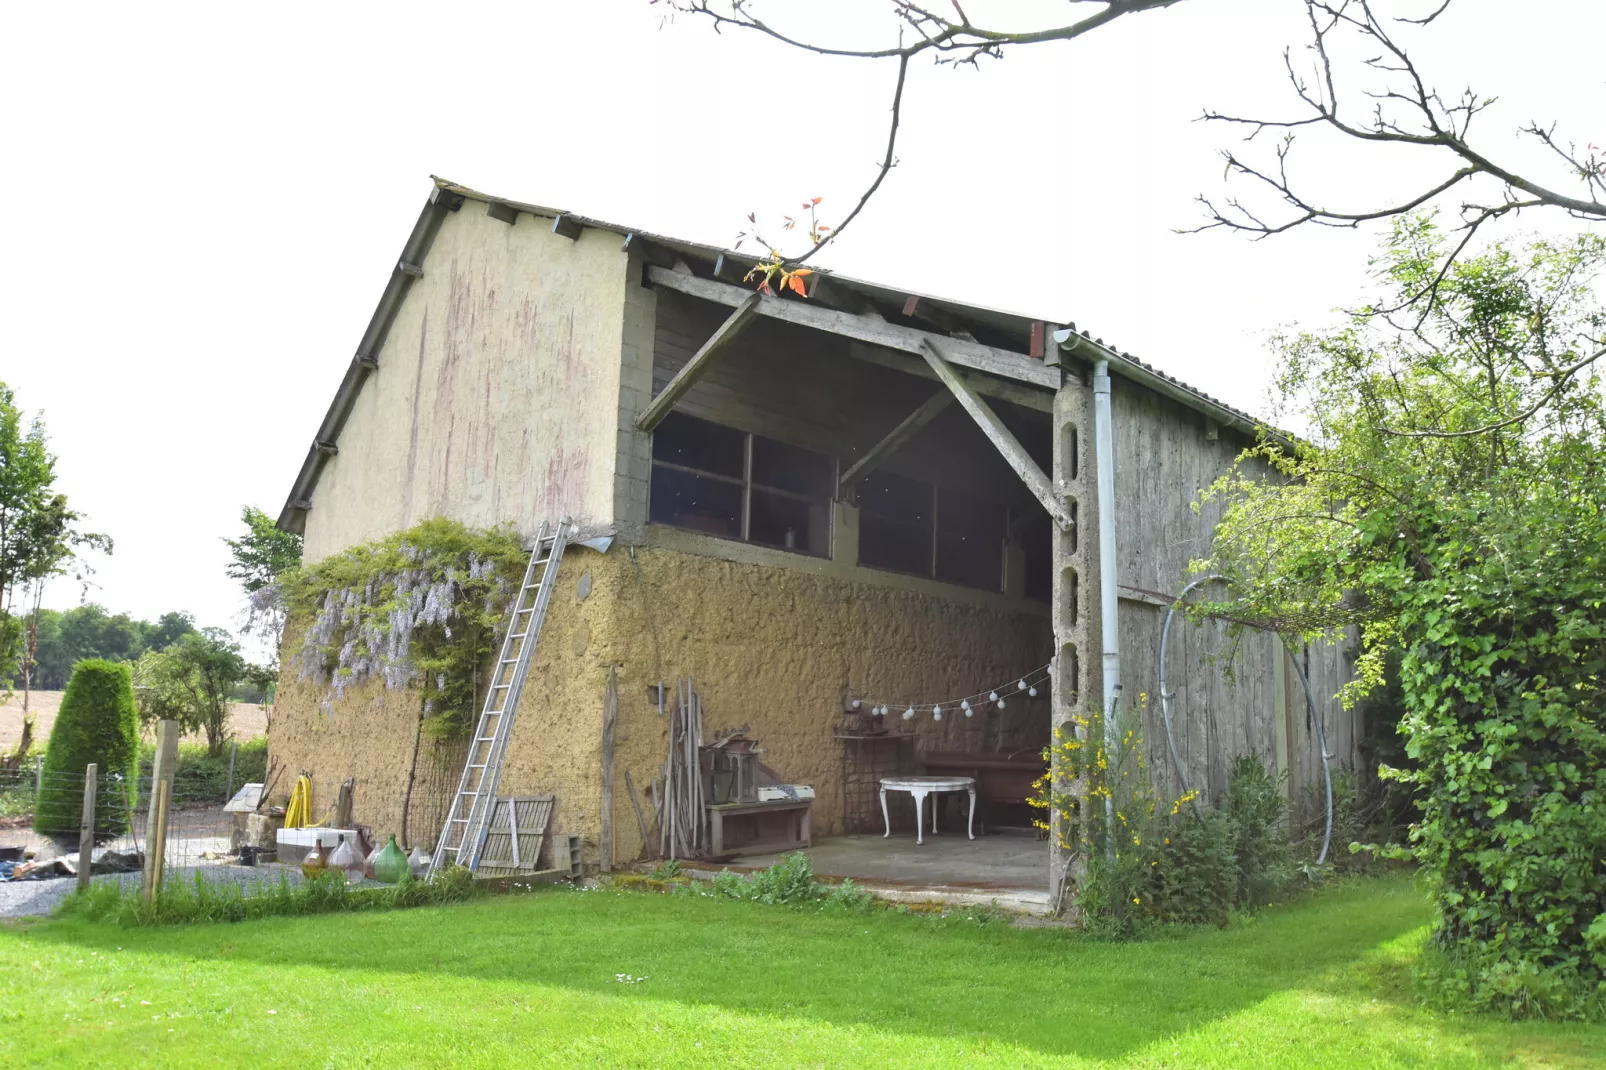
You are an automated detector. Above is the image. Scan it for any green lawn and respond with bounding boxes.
[0,876,1598,1068]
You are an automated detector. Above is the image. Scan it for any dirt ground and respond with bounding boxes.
[0,691,269,749]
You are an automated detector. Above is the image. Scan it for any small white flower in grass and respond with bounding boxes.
[266,1009,277,1015]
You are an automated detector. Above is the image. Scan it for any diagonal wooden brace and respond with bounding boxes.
[838,389,953,497]
[636,292,762,432]
[920,339,1075,532]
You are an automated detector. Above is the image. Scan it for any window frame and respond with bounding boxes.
[649,413,835,558]
[856,471,1011,593]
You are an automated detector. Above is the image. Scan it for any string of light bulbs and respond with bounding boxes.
[847,659,1056,722]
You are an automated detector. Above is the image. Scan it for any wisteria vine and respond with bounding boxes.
[275,518,529,740]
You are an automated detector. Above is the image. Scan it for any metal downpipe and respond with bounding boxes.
[1093,359,1121,858]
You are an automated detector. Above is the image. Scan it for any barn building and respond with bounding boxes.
[270,177,1355,910]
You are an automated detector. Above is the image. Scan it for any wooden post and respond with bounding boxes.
[142,719,180,902]
[34,755,43,806]
[334,777,354,829]
[1049,362,1094,915]
[600,666,618,873]
[77,764,98,892]
[225,739,238,802]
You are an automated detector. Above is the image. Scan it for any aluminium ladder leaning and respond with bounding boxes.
[429,518,572,876]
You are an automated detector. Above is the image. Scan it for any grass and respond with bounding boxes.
[0,875,1598,1068]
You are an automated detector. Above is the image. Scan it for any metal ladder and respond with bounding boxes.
[429,518,571,875]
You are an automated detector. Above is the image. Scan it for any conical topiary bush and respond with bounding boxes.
[34,659,140,836]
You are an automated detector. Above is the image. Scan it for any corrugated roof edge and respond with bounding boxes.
[277,176,1281,532]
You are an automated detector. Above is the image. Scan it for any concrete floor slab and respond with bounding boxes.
[734,830,1051,912]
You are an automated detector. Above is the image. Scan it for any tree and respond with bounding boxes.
[224,506,303,596]
[660,0,1186,270]
[0,382,109,761]
[1202,221,1606,1017]
[1196,2,1606,264]
[26,605,196,690]
[224,505,302,679]
[134,629,248,756]
[34,659,139,836]
[665,1,1602,296]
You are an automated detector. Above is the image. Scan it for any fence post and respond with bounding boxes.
[142,719,180,903]
[78,764,98,892]
[34,755,43,806]
[225,739,238,802]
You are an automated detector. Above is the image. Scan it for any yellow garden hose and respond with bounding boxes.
[283,775,329,829]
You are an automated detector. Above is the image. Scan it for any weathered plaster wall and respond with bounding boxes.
[501,540,1054,866]
[301,205,630,561]
[267,628,467,848]
[271,539,1053,865]
[1106,380,1359,811]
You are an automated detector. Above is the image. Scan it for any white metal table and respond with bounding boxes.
[879,775,976,845]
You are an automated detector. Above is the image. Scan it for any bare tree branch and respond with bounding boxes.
[656,0,1185,262]
[1195,0,1605,297]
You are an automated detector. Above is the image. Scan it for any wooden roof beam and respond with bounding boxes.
[837,390,953,497]
[635,293,763,432]
[645,266,1058,390]
[920,339,1073,532]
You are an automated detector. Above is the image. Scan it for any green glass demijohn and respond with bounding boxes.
[372,835,410,883]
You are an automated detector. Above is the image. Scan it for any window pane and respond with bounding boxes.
[857,471,931,520]
[751,435,833,499]
[935,487,1006,591]
[651,411,745,479]
[650,464,743,538]
[749,488,828,556]
[857,471,933,576]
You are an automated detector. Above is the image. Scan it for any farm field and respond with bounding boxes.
[0,691,268,751]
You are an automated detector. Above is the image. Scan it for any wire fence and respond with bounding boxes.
[0,727,269,917]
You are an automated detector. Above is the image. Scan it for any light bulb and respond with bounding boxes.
[964,706,974,718]
[851,699,862,709]
[932,709,942,722]
[903,707,914,720]
[961,699,971,711]
[997,698,1007,709]
[1028,686,1038,697]
[1018,679,1028,690]
[989,691,999,702]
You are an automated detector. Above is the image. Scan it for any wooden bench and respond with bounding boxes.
[706,799,812,857]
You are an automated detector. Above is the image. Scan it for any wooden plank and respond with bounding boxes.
[838,390,953,495]
[645,266,1059,390]
[636,292,762,431]
[600,666,618,873]
[77,763,97,892]
[920,339,1073,531]
[478,795,555,874]
[486,201,519,225]
[141,719,179,901]
[551,215,583,241]
[845,342,1053,413]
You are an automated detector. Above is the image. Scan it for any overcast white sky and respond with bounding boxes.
[3,1,1599,653]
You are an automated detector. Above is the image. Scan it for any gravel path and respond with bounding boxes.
[0,861,334,919]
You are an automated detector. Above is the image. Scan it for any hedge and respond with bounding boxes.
[34,659,139,835]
